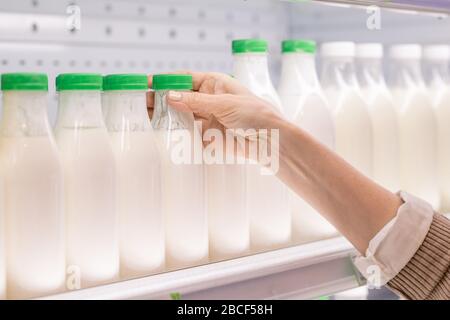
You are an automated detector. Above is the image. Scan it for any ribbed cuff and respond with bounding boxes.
[388,214,450,300]
[354,191,433,286]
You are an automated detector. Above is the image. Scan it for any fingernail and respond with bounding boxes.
[168,90,182,101]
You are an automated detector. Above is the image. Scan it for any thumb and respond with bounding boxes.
[166,90,230,119]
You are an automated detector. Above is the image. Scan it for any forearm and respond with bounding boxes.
[269,117,449,300]
[270,117,402,253]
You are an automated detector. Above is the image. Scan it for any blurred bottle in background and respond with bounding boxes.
[389,45,439,209]
[356,43,400,193]
[423,45,450,212]
[232,39,291,252]
[278,39,338,244]
[321,42,373,178]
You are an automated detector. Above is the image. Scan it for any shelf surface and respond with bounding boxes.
[310,0,450,14]
[41,237,361,300]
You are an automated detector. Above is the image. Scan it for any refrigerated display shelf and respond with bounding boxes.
[41,237,360,300]
[310,0,450,15]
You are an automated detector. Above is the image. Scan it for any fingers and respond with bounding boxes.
[146,91,154,120]
[171,70,235,92]
[146,91,155,119]
[147,74,155,120]
[172,70,214,92]
[146,91,154,109]
[148,71,207,92]
[147,108,154,120]
[147,74,153,89]
[166,90,233,119]
[147,71,248,124]
[149,70,248,95]
[147,72,217,114]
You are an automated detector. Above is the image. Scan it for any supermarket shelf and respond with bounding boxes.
[41,237,361,300]
[310,0,450,15]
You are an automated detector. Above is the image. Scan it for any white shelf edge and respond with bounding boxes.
[311,0,450,15]
[40,237,358,300]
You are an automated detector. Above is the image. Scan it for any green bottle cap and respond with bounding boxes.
[1,73,48,91]
[152,74,193,90]
[56,73,103,91]
[282,40,316,54]
[232,39,268,54]
[103,74,148,91]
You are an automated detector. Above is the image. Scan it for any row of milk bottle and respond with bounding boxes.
[235,39,450,243]
[1,39,448,299]
[232,39,332,244]
[0,73,214,299]
[325,41,449,211]
[0,69,291,300]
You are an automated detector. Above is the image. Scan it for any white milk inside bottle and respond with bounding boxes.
[278,40,338,243]
[0,73,65,299]
[389,45,439,208]
[232,39,291,252]
[423,45,450,212]
[55,73,118,288]
[356,43,400,192]
[206,135,248,261]
[103,74,164,278]
[151,74,208,270]
[321,42,373,178]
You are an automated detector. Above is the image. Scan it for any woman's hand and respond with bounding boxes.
[147,70,402,254]
[147,71,283,135]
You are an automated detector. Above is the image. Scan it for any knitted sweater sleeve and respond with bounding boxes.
[387,214,450,300]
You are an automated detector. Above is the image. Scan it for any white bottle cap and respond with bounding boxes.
[423,45,450,60]
[389,44,422,59]
[321,42,355,57]
[355,43,383,58]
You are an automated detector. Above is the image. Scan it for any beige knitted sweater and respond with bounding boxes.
[388,214,450,300]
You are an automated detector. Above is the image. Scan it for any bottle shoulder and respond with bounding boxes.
[429,86,450,108]
[325,88,368,111]
[0,135,63,175]
[55,127,115,161]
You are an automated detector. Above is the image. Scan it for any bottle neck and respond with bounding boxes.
[356,57,386,88]
[320,56,359,90]
[280,53,319,88]
[104,90,151,132]
[151,90,195,132]
[232,52,273,87]
[56,90,105,130]
[423,59,450,88]
[1,91,52,137]
[232,52,282,109]
[389,58,425,89]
